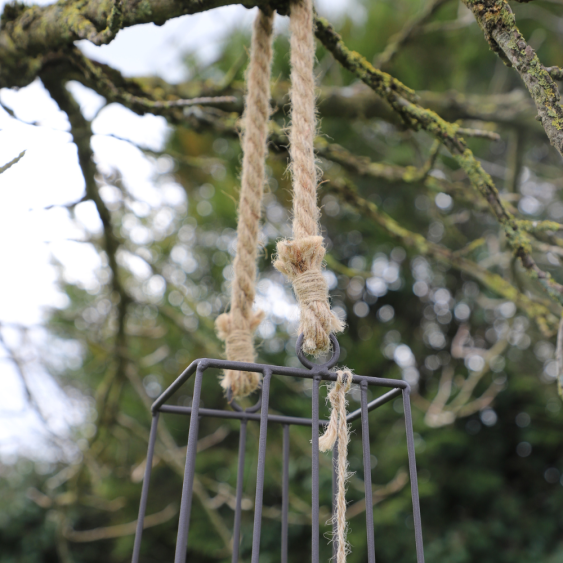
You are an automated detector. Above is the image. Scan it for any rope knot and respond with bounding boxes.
[215,310,264,398]
[319,369,354,563]
[274,236,344,356]
[293,269,328,305]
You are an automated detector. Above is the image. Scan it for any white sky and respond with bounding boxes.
[0,0,357,462]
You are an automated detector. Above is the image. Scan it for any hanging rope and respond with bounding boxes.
[319,370,353,563]
[215,8,275,399]
[213,2,352,557]
[273,0,344,357]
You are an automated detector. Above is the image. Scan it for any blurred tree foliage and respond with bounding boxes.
[1,0,563,562]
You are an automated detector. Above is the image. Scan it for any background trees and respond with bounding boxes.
[1,0,563,561]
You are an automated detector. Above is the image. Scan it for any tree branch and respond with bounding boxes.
[461,0,563,156]
[64,503,177,542]
[0,0,288,89]
[375,0,453,69]
[0,150,25,174]
[314,15,563,303]
[42,70,129,424]
[327,177,559,336]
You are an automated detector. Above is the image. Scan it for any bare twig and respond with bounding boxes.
[556,314,563,399]
[0,150,25,174]
[327,177,559,335]
[457,127,500,141]
[64,503,177,542]
[346,469,409,519]
[375,0,453,69]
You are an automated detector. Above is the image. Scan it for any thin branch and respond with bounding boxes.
[0,150,25,174]
[42,72,129,424]
[517,219,563,235]
[557,313,563,399]
[327,177,559,335]
[143,95,237,108]
[345,469,409,519]
[461,0,563,157]
[314,15,563,303]
[457,127,501,141]
[64,503,177,542]
[375,0,453,69]
[546,66,563,80]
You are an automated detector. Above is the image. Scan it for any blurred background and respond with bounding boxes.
[1,0,563,561]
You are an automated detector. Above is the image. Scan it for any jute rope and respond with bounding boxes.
[215,8,275,399]
[213,3,352,558]
[319,370,354,563]
[273,0,344,357]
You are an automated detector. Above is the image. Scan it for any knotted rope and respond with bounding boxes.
[215,8,275,398]
[319,370,354,563]
[273,0,344,356]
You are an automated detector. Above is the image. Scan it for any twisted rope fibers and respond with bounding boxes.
[215,8,275,398]
[319,370,354,563]
[214,6,352,558]
[273,0,344,356]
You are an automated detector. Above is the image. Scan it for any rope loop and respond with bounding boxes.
[214,8,275,399]
[216,310,265,398]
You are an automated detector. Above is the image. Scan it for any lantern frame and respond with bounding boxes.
[131,336,425,563]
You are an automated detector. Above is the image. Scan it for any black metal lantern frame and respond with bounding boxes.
[131,335,425,563]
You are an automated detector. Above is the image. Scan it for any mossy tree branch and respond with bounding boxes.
[314,15,563,302]
[0,0,287,89]
[326,177,559,336]
[461,0,563,156]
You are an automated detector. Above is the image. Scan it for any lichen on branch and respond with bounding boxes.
[461,0,563,157]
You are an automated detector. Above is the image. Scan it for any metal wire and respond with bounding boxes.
[132,335,425,563]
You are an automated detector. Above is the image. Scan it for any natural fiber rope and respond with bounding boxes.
[215,8,275,398]
[273,0,344,356]
[319,370,354,563]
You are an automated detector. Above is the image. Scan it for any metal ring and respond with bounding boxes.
[296,333,340,370]
[227,386,263,413]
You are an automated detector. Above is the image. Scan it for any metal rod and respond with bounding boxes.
[138,350,426,563]
[332,438,338,561]
[232,420,247,563]
[360,380,376,563]
[250,369,272,563]
[174,363,205,563]
[159,404,328,427]
[154,357,408,391]
[281,424,289,563]
[131,413,159,563]
[311,375,321,563]
[347,388,402,422]
[403,387,425,563]
[152,360,199,412]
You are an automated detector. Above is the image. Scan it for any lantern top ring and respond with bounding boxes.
[296,333,341,371]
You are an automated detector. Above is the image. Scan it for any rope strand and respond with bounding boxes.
[273,0,344,356]
[319,370,354,563]
[215,8,275,398]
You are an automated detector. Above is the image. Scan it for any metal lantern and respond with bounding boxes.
[131,336,425,563]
